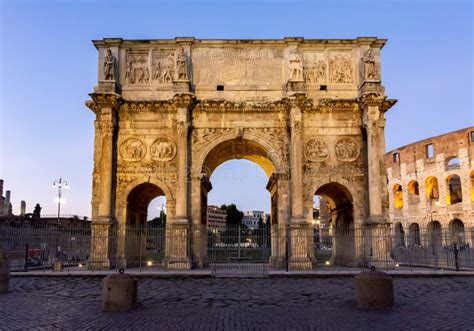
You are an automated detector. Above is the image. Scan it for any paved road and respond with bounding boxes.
[1,276,474,330]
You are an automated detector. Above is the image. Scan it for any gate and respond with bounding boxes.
[207,225,271,277]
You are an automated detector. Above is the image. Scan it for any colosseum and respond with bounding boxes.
[385,127,474,262]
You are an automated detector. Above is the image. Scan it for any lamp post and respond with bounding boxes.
[53,177,68,223]
[429,199,439,257]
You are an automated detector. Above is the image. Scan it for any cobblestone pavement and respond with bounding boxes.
[1,276,474,330]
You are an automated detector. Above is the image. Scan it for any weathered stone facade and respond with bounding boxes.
[385,127,474,246]
[86,37,396,269]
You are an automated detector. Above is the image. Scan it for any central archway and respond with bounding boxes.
[194,136,284,270]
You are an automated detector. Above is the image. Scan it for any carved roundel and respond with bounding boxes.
[334,137,360,162]
[304,138,329,162]
[150,137,177,161]
[120,138,146,161]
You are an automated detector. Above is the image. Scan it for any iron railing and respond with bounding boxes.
[0,222,472,274]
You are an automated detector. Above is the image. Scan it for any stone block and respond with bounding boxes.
[355,270,394,309]
[0,250,10,293]
[102,274,137,312]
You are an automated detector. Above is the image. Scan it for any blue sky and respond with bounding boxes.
[1,0,472,217]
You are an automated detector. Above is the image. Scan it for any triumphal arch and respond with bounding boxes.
[86,37,397,270]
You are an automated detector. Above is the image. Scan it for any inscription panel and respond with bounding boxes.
[192,47,284,85]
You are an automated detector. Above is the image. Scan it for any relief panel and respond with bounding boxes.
[125,50,150,85]
[328,52,354,84]
[120,138,146,161]
[303,52,327,84]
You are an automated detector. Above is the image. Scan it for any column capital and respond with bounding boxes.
[287,92,308,109]
[88,92,122,110]
[172,93,196,110]
[359,93,397,113]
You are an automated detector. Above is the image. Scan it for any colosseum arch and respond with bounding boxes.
[447,174,463,205]
[393,184,404,209]
[425,176,439,201]
[407,180,420,204]
[86,37,396,270]
[449,218,465,245]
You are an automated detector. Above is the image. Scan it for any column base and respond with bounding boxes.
[163,259,192,270]
[164,221,191,270]
[288,221,313,270]
[87,259,111,271]
[269,256,287,269]
[289,257,313,270]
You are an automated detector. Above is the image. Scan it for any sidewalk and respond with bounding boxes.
[10,267,474,278]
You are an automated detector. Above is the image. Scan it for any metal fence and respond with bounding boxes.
[0,222,472,274]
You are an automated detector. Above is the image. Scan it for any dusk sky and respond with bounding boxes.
[1,0,472,218]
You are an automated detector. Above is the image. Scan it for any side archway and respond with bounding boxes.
[313,181,355,266]
[116,178,174,268]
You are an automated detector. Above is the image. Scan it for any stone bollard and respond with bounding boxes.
[102,273,137,312]
[355,269,394,309]
[0,250,10,293]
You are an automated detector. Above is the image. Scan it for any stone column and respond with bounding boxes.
[363,116,383,220]
[288,94,312,269]
[190,176,211,268]
[86,93,120,270]
[289,95,304,222]
[164,94,195,269]
[361,93,396,268]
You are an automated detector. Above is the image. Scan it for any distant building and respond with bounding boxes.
[242,210,268,229]
[0,180,12,216]
[207,205,227,233]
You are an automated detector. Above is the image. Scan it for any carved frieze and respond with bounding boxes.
[246,127,286,148]
[194,99,289,113]
[193,128,232,144]
[151,51,175,84]
[120,100,175,112]
[117,161,176,176]
[125,51,149,85]
[329,53,354,84]
[334,137,360,162]
[120,138,146,161]
[311,99,359,113]
[304,138,329,162]
[150,137,177,161]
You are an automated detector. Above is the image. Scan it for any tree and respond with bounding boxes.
[148,208,166,227]
[220,204,243,226]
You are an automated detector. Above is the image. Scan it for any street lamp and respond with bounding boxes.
[53,177,68,222]
[429,199,440,256]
